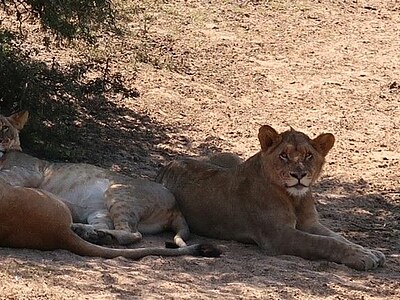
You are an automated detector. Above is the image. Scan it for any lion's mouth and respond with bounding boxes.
[285,183,310,197]
[286,183,309,190]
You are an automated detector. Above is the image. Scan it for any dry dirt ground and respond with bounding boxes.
[1,0,400,299]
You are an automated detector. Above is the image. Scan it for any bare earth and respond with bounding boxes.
[1,0,399,299]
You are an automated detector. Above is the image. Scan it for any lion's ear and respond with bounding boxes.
[258,125,280,152]
[8,111,29,130]
[312,133,335,157]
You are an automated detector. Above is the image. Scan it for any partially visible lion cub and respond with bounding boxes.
[0,111,191,248]
[157,125,386,270]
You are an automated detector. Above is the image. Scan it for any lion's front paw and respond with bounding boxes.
[343,248,385,271]
[370,249,386,267]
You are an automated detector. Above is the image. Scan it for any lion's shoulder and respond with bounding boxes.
[0,151,41,169]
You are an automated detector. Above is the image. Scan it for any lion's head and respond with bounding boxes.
[258,125,335,197]
[0,111,29,155]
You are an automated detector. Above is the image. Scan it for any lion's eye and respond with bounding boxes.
[305,153,313,160]
[279,153,289,161]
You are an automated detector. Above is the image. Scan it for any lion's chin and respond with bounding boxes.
[286,186,309,197]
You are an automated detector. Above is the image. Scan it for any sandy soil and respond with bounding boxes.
[0,0,399,299]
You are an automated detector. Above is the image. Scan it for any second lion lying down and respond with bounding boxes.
[0,111,190,248]
[157,125,385,270]
[0,178,220,259]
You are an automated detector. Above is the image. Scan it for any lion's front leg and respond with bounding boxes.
[295,202,384,262]
[262,226,385,271]
[299,220,385,260]
[299,221,356,244]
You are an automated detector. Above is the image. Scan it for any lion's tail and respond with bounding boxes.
[63,230,221,259]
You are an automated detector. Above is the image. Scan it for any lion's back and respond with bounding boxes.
[156,158,223,191]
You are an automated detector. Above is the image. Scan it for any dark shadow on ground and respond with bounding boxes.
[0,30,191,178]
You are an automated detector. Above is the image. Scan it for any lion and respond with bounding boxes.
[156,125,386,270]
[0,111,201,251]
[0,178,220,259]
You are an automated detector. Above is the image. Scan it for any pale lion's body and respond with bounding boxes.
[0,178,220,259]
[157,125,386,270]
[0,112,190,248]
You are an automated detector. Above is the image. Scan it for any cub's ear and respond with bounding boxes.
[258,125,280,152]
[7,111,29,130]
[312,133,335,157]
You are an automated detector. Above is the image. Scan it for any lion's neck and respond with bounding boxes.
[239,152,262,171]
[0,143,22,159]
[240,152,274,183]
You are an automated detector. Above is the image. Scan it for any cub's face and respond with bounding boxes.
[258,125,335,197]
[0,111,29,154]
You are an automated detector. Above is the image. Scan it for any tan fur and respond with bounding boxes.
[0,179,218,259]
[0,112,189,248]
[157,125,386,270]
[197,152,243,168]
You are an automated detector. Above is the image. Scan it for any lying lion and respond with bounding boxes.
[0,111,189,248]
[0,178,220,259]
[156,125,385,270]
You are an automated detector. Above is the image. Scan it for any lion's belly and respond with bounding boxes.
[40,168,110,223]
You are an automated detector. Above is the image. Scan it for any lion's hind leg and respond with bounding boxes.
[98,209,143,245]
[71,223,114,245]
[106,187,145,245]
[71,209,115,244]
[72,209,142,245]
[170,210,190,247]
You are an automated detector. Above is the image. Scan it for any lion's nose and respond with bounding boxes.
[290,172,307,180]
